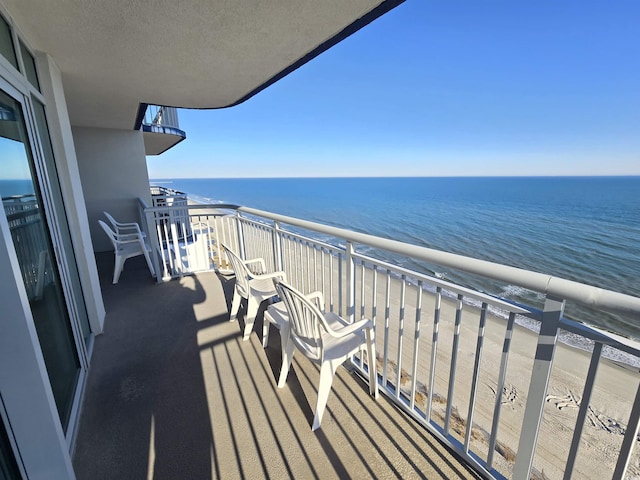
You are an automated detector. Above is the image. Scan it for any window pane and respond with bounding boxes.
[19,41,39,91]
[32,98,91,342]
[0,15,17,70]
[0,90,80,430]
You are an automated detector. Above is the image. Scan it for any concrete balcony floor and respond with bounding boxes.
[73,253,482,479]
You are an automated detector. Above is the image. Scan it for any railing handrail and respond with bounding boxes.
[237,206,640,318]
[143,203,240,214]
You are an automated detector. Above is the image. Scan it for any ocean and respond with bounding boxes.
[152,176,640,340]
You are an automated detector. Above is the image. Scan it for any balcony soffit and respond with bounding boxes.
[3,0,402,130]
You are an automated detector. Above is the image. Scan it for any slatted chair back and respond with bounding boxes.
[273,278,325,361]
[221,243,251,298]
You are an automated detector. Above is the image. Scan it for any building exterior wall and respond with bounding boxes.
[72,127,152,252]
[37,54,105,334]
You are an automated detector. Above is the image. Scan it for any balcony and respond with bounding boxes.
[79,196,640,479]
[73,252,481,479]
[138,105,186,155]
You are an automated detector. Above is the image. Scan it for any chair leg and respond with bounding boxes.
[277,335,295,388]
[242,296,259,341]
[262,318,270,348]
[142,249,155,276]
[229,291,241,322]
[365,328,379,399]
[113,255,125,284]
[312,361,338,431]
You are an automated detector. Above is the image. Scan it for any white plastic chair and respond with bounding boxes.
[99,220,155,284]
[221,243,286,341]
[272,278,379,431]
[103,211,146,239]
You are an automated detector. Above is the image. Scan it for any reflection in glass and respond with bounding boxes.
[32,98,91,343]
[0,416,20,480]
[19,41,40,91]
[0,90,80,430]
[0,15,17,70]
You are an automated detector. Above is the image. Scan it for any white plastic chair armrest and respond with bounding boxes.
[114,220,140,228]
[325,318,373,338]
[117,232,141,240]
[114,236,143,246]
[254,270,287,283]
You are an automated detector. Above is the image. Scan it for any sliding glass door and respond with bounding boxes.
[0,87,80,430]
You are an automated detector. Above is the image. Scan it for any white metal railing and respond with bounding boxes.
[142,105,180,129]
[139,198,640,480]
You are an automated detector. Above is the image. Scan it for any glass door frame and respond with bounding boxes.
[1,57,89,447]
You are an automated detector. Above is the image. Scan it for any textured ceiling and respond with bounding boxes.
[3,0,401,129]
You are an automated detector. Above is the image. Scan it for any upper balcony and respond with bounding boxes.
[137,105,186,155]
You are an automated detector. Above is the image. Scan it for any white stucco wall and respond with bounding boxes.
[72,127,152,252]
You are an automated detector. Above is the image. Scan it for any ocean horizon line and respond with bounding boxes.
[149,174,640,181]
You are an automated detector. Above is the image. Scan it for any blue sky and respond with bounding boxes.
[147,1,640,178]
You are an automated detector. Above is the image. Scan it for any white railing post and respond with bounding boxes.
[346,241,355,323]
[513,295,565,479]
[142,203,163,283]
[273,220,283,271]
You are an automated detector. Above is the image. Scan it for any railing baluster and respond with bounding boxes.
[383,269,391,388]
[338,251,344,317]
[564,342,602,480]
[272,221,282,272]
[291,238,303,290]
[487,311,516,470]
[287,236,294,281]
[346,242,355,322]
[305,242,311,293]
[145,209,162,282]
[395,275,406,400]
[215,216,223,269]
[161,220,174,275]
[285,235,294,285]
[235,212,245,259]
[360,260,366,321]
[329,251,334,313]
[180,217,190,270]
[427,286,441,422]
[612,379,640,479]
[321,248,326,309]
[410,281,423,411]
[445,294,464,436]
[514,295,565,479]
[464,302,487,451]
[313,246,318,292]
[372,265,378,331]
